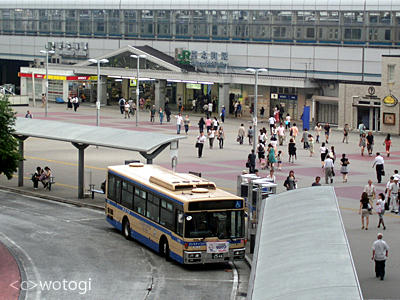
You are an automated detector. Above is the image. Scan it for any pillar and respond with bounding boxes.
[72,142,89,199]
[100,77,107,105]
[218,83,230,114]
[15,136,28,187]
[155,79,166,109]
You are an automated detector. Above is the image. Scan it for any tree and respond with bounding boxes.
[0,95,22,179]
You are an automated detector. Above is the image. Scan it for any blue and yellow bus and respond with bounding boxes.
[105,163,246,264]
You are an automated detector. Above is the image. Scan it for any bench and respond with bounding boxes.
[89,184,105,199]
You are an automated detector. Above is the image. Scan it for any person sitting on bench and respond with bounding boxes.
[40,166,52,189]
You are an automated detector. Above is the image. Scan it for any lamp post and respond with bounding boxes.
[40,49,55,117]
[88,58,109,126]
[246,68,268,154]
[130,54,147,126]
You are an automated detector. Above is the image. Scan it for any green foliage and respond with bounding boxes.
[0,96,22,179]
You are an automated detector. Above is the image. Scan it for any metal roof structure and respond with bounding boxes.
[13,117,186,198]
[248,186,363,300]
[1,0,398,11]
[14,117,186,153]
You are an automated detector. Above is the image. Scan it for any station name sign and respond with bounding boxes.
[46,42,89,58]
[175,48,228,68]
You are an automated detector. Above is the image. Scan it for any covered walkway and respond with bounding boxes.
[248,186,363,300]
[13,117,185,198]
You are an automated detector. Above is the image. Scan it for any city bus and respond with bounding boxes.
[105,163,246,264]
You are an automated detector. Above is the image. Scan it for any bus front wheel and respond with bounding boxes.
[122,218,131,240]
[159,237,170,261]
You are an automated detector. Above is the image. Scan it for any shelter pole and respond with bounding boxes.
[15,136,28,187]
[72,142,89,199]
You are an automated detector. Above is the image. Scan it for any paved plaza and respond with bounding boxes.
[2,102,400,299]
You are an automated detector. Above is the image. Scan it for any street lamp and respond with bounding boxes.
[130,54,147,126]
[88,58,109,126]
[40,49,55,117]
[246,68,268,154]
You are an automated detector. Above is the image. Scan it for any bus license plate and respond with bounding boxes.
[212,253,224,259]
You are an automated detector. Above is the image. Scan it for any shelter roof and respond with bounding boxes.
[14,117,186,153]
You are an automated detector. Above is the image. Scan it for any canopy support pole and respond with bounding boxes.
[139,143,170,164]
[72,142,89,199]
[14,135,28,187]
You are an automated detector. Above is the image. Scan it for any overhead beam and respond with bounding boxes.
[139,143,170,164]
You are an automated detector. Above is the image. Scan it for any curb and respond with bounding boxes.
[0,185,104,211]
[244,254,252,268]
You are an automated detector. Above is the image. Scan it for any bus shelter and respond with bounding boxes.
[13,117,186,198]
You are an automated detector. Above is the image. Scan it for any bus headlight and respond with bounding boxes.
[188,252,201,258]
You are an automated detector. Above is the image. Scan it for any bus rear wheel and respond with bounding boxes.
[159,237,170,261]
[122,218,131,240]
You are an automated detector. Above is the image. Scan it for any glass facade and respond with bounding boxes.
[1,9,399,45]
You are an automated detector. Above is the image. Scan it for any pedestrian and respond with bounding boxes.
[159,108,164,124]
[124,102,131,119]
[258,129,267,145]
[175,113,183,134]
[301,128,309,149]
[312,176,321,186]
[384,176,394,211]
[288,138,297,163]
[387,177,398,213]
[67,97,73,110]
[371,233,389,280]
[39,166,52,189]
[196,132,206,158]
[217,126,225,149]
[340,153,350,183]
[342,123,350,143]
[247,126,254,145]
[284,170,297,191]
[273,106,280,123]
[277,123,285,146]
[205,116,212,132]
[247,150,256,174]
[184,115,190,134]
[366,131,374,156]
[376,193,386,230]
[324,154,335,184]
[364,179,377,203]
[384,134,391,157]
[260,106,265,119]
[208,129,215,149]
[165,105,171,122]
[119,97,126,114]
[359,191,372,230]
[129,100,136,117]
[268,143,277,170]
[358,122,366,137]
[330,146,336,163]
[268,115,275,134]
[212,117,219,131]
[324,123,331,143]
[291,123,299,141]
[198,117,205,133]
[208,101,213,117]
[308,134,314,157]
[31,166,42,189]
[257,142,265,163]
[277,150,282,170]
[41,93,46,108]
[72,96,79,112]
[285,114,291,129]
[359,133,367,156]
[25,110,32,118]
[150,105,156,123]
[220,106,225,123]
[265,169,276,183]
[372,152,385,183]
[314,123,322,143]
[237,124,245,145]
[320,142,328,168]
[279,104,285,122]
[178,97,182,112]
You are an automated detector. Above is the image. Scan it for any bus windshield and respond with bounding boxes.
[184,210,244,239]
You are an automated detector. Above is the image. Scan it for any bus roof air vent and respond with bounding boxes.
[129,162,144,167]
[192,188,209,193]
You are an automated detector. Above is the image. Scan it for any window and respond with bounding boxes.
[306,27,315,38]
[115,178,121,204]
[388,64,395,83]
[140,10,153,36]
[121,181,133,209]
[175,10,190,36]
[157,10,171,36]
[107,175,115,200]
[134,187,146,215]
[146,194,160,222]
[344,28,361,40]
[160,199,174,230]
[176,210,184,236]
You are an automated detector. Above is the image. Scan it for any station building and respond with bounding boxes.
[1,0,400,131]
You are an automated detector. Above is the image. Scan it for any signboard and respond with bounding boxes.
[18,73,97,81]
[206,242,229,254]
[47,42,88,58]
[130,79,137,87]
[383,95,398,107]
[186,83,201,90]
[175,48,228,68]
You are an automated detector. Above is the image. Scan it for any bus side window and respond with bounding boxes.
[115,178,122,204]
[160,199,174,231]
[146,194,160,223]
[134,186,146,215]
[107,174,115,200]
[176,209,184,236]
[121,181,133,209]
